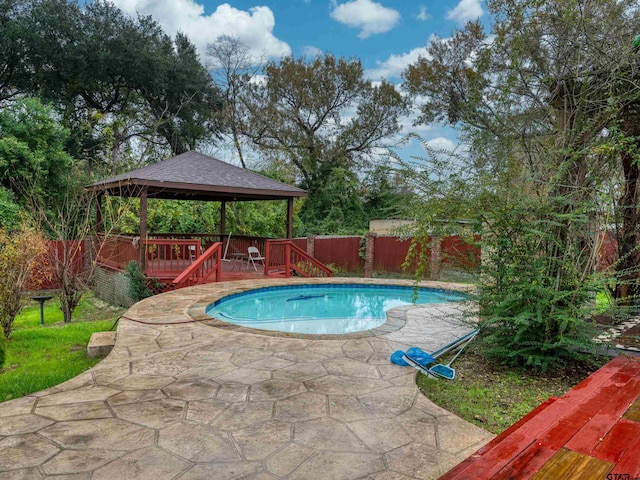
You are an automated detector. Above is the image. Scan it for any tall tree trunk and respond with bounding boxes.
[617,148,640,301]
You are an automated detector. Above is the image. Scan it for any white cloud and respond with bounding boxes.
[446,0,483,24]
[425,137,456,151]
[366,44,432,80]
[330,0,400,39]
[301,45,323,57]
[416,5,430,21]
[109,1,291,61]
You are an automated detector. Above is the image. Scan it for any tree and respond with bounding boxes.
[207,35,262,168]
[0,97,74,210]
[143,32,223,155]
[240,55,409,230]
[29,189,96,323]
[13,0,223,172]
[0,222,47,338]
[0,0,30,102]
[402,0,640,369]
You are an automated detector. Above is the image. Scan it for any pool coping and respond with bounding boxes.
[187,277,475,340]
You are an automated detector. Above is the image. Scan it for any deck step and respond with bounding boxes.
[87,331,116,358]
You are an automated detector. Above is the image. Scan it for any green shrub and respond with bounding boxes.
[124,261,153,301]
[478,198,599,371]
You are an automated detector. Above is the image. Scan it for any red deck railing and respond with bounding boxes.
[143,238,201,279]
[265,239,333,278]
[171,242,223,289]
[150,233,267,256]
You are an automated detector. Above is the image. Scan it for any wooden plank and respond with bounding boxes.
[590,419,640,463]
[441,397,559,480]
[443,358,637,479]
[557,357,639,406]
[529,448,613,480]
[563,376,640,454]
[540,384,621,449]
[608,428,640,477]
[492,440,556,480]
[623,397,640,422]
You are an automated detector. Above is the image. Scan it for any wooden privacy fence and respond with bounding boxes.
[27,240,86,290]
[295,234,481,278]
[29,233,481,289]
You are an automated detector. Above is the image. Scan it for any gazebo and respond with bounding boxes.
[85,151,330,287]
[86,150,307,239]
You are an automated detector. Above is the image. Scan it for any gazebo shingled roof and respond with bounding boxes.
[86,150,307,201]
[86,151,306,239]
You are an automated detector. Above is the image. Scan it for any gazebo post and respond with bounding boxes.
[220,201,226,242]
[139,187,148,269]
[287,198,294,239]
[95,192,103,234]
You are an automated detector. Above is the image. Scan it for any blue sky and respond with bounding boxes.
[108,0,486,161]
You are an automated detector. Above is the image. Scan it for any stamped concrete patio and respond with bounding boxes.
[0,278,492,480]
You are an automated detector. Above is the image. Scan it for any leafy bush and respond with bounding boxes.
[478,198,599,371]
[124,261,153,301]
[0,222,48,338]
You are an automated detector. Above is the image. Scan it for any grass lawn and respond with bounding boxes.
[0,293,125,402]
[417,350,606,435]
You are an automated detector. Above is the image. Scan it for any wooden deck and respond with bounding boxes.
[147,258,279,283]
[441,355,640,480]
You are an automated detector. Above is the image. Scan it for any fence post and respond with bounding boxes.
[364,232,376,278]
[285,242,291,278]
[307,234,316,258]
[264,240,271,276]
[430,236,441,280]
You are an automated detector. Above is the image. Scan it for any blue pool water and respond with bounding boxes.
[206,284,465,334]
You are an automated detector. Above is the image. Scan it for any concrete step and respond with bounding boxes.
[87,331,116,358]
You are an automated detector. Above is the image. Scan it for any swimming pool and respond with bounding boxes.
[205,284,465,334]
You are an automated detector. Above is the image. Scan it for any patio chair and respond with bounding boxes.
[247,246,265,271]
[188,245,197,263]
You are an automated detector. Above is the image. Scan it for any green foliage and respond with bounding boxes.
[5,0,222,171]
[400,0,640,370]
[0,97,73,209]
[124,261,153,301]
[300,166,367,234]
[0,187,22,230]
[0,0,30,102]
[478,198,600,371]
[242,54,409,234]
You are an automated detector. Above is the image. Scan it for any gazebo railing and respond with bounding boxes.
[143,238,201,278]
[265,239,333,278]
[150,233,268,258]
[171,242,223,289]
[95,234,201,278]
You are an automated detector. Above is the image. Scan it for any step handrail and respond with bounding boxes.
[171,241,222,288]
[265,239,333,277]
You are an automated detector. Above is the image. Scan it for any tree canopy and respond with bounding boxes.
[240,54,409,232]
[4,0,223,173]
[402,0,640,369]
